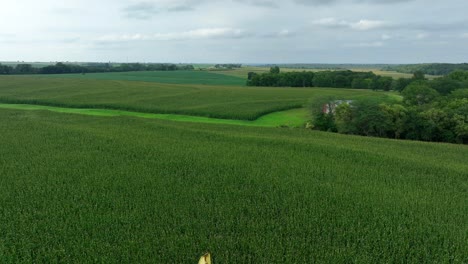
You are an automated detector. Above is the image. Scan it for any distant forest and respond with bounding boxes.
[0,62,195,75]
[247,66,468,92]
[382,63,468,75]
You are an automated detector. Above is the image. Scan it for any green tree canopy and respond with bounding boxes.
[270,66,280,74]
[402,83,439,106]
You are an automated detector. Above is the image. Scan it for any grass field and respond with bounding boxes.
[0,103,310,127]
[0,109,466,263]
[0,76,394,120]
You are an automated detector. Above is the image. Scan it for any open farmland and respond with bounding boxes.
[0,75,394,121]
[3,0,468,262]
[0,109,466,263]
[209,66,440,79]
[40,70,247,86]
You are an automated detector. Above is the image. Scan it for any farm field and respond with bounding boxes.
[4,0,467,262]
[0,72,464,263]
[0,108,466,263]
[0,103,310,127]
[0,75,393,120]
[40,70,247,86]
[352,69,440,79]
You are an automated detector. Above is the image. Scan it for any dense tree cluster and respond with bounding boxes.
[0,62,194,75]
[214,64,242,69]
[247,67,394,90]
[382,63,468,76]
[312,71,468,144]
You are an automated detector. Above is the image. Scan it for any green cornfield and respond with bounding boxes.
[0,109,466,263]
[39,70,247,86]
[0,76,393,120]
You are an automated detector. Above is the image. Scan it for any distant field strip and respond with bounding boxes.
[0,103,309,127]
[0,76,394,120]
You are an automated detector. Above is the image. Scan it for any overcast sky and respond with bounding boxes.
[1,0,467,63]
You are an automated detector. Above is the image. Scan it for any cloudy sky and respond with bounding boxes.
[1,0,467,63]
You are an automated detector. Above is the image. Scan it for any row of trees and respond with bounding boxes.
[382,63,468,75]
[312,71,468,144]
[214,64,242,69]
[0,62,195,75]
[247,67,395,91]
[247,66,468,94]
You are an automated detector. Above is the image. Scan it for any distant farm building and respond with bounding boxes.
[323,100,353,114]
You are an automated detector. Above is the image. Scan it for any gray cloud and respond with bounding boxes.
[234,0,278,8]
[2,0,468,63]
[122,0,416,20]
[260,30,296,38]
[410,20,468,31]
[344,41,385,47]
[123,2,159,19]
[311,17,468,34]
[294,0,414,5]
[123,0,278,19]
[123,1,196,20]
[311,18,391,30]
[167,5,195,12]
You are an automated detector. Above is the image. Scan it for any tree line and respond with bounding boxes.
[382,63,468,76]
[311,71,468,144]
[214,64,242,69]
[0,62,195,75]
[247,67,396,91]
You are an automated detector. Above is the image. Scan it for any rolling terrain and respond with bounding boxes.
[0,109,466,263]
[0,71,465,263]
[0,75,393,120]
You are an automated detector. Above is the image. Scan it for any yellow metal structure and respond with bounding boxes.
[198,253,212,264]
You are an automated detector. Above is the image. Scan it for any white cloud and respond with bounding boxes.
[312,17,389,31]
[97,28,249,42]
[461,33,468,38]
[351,20,387,30]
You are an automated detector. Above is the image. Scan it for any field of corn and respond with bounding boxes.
[0,108,466,263]
[0,75,392,120]
[40,70,248,86]
[0,71,466,262]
